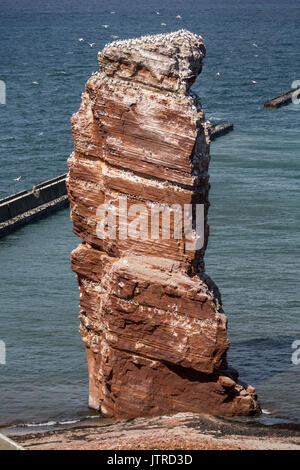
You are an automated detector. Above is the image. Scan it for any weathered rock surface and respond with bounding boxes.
[67,30,259,419]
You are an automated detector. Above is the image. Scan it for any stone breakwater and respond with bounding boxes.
[67,30,259,419]
[0,175,68,238]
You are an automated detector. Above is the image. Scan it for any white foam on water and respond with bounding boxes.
[262,409,272,415]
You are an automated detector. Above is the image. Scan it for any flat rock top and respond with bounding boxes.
[102,29,204,54]
[98,30,206,91]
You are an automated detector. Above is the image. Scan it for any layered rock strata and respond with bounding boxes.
[67,30,259,419]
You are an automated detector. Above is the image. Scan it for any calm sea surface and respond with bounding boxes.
[0,0,299,427]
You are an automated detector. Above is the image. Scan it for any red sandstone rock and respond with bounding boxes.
[67,30,259,419]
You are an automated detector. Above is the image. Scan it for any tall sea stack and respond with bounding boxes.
[67,30,259,418]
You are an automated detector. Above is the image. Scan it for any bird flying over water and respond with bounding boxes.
[13,176,21,182]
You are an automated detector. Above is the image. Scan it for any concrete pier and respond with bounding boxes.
[0,174,68,238]
[264,89,298,109]
[210,122,234,140]
[0,433,24,450]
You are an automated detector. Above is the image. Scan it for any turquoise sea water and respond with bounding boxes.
[0,0,299,426]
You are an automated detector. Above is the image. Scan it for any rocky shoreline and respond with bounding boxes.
[9,413,300,451]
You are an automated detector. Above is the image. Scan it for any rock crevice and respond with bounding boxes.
[68,30,258,418]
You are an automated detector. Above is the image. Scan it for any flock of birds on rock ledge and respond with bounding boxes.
[102,29,204,52]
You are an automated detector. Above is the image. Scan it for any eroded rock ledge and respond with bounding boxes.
[67,30,259,419]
